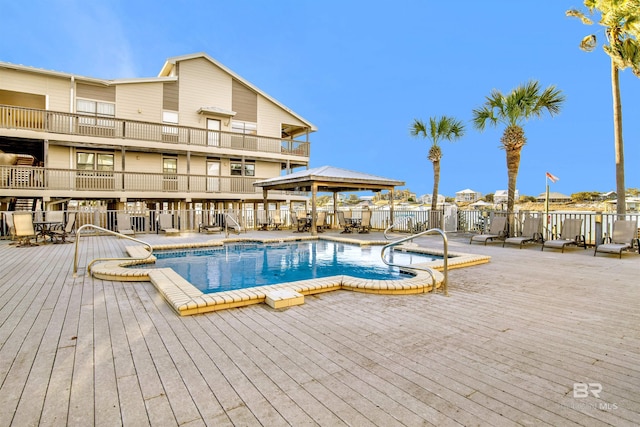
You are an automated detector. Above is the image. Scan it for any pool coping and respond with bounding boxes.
[90,235,491,316]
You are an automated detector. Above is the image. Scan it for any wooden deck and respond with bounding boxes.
[0,230,638,426]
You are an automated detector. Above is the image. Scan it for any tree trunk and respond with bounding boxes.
[505,147,521,237]
[431,159,440,211]
[611,60,626,216]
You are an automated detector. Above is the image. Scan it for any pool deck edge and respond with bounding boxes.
[89,235,491,315]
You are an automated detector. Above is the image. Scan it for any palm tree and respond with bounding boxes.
[567,1,640,215]
[410,117,465,213]
[472,81,565,235]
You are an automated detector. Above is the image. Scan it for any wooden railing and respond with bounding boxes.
[0,104,310,157]
[0,165,282,195]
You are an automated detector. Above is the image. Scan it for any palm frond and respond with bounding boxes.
[566,9,593,25]
[580,34,598,51]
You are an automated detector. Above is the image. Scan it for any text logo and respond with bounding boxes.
[573,383,602,399]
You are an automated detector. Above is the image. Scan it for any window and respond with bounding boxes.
[163,157,177,174]
[231,120,257,135]
[77,99,115,127]
[162,111,179,141]
[75,151,114,189]
[230,160,255,176]
[163,157,178,191]
[230,161,243,176]
[77,152,114,172]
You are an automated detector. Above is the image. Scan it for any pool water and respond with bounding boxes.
[141,241,439,294]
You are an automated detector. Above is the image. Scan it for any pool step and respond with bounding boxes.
[265,289,304,309]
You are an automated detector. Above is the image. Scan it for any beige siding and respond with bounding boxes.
[76,83,115,102]
[48,145,71,169]
[255,161,281,178]
[232,79,257,122]
[0,68,71,112]
[257,95,307,138]
[115,82,163,122]
[176,57,232,128]
[125,152,162,173]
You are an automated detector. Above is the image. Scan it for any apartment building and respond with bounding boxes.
[0,52,315,214]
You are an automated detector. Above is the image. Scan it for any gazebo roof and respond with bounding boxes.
[253,166,405,192]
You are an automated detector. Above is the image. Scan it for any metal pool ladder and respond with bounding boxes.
[381,224,449,296]
[73,224,153,277]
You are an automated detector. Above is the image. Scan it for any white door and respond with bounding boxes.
[207,119,221,146]
[207,161,220,192]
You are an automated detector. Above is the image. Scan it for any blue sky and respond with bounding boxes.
[2,0,639,199]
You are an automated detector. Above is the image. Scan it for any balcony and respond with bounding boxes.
[0,104,310,157]
[0,165,307,198]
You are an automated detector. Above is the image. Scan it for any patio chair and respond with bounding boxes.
[271,212,282,230]
[337,211,353,234]
[117,213,136,236]
[469,216,507,245]
[257,210,270,230]
[12,212,37,247]
[502,216,542,248]
[316,211,326,233]
[541,218,586,253]
[291,211,309,232]
[158,213,179,235]
[358,210,372,234]
[594,219,639,258]
[49,212,76,243]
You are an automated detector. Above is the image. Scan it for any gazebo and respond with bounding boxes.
[253,166,405,236]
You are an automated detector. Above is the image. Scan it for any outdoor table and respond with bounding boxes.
[33,220,63,243]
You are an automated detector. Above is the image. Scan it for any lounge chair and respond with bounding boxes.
[49,212,76,243]
[469,216,507,245]
[594,220,639,258]
[117,213,136,236]
[502,216,542,248]
[541,218,586,253]
[12,212,37,247]
[358,210,372,234]
[158,213,179,235]
[337,211,353,234]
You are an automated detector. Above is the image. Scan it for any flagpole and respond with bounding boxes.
[545,176,550,240]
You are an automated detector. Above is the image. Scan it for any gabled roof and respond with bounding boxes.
[254,166,404,192]
[456,188,478,194]
[159,52,316,132]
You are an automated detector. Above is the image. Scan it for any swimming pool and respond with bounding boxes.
[145,241,439,293]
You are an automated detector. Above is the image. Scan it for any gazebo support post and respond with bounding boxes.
[332,191,338,229]
[311,183,318,236]
[390,188,395,229]
[262,189,268,229]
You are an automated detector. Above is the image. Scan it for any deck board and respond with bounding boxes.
[0,230,638,426]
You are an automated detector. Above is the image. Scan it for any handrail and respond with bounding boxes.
[224,213,243,237]
[73,224,153,277]
[383,217,412,240]
[380,228,449,296]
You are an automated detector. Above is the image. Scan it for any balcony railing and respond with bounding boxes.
[0,165,304,195]
[0,104,310,157]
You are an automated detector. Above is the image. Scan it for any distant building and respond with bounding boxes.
[494,189,518,204]
[536,192,572,203]
[455,188,482,203]
[600,191,616,201]
[418,193,446,205]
